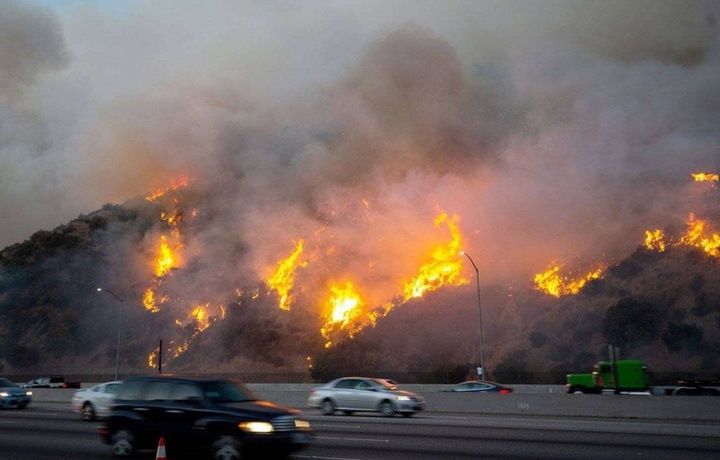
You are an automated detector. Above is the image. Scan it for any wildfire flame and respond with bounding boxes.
[189,303,212,332]
[145,175,193,201]
[320,281,365,347]
[691,172,719,182]
[679,213,720,257]
[403,213,467,299]
[268,240,307,310]
[142,286,168,312]
[537,174,719,297]
[645,229,666,252]
[318,212,469,347]
[534,263,603,297]
[155,234,182,277]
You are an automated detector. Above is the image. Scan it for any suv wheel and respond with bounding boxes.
[110,428,135,458]
[211,434,242,460]
[81,402,96,421]
[379,401,396,417]
[320,399,336,416]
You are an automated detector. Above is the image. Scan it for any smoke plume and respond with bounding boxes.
[2,0,720,372]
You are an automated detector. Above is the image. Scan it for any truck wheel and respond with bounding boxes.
[676,389,689,396]
[570,387,585,394]
[211,434,242,460]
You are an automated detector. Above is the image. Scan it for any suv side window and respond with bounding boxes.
[171,383,204,404]
[145,382,175,401]
[116,380,145,400]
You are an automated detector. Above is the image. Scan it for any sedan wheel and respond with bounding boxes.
[321,399,336,415]
[81,402,96,421]
[212,434,242,460]
[379,401,396,417]
[110,428,135,458]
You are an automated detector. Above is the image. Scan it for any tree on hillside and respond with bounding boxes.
[602,297,659,350]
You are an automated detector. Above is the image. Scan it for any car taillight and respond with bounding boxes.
[499,388,512,394]
[62,383,67,388]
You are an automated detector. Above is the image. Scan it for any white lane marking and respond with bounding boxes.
[317,435,389,443]
[295,455,364,460]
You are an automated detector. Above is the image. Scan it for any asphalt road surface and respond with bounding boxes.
[2,402,719,459]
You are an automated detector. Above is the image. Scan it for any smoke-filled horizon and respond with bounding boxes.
[3,0,720,291]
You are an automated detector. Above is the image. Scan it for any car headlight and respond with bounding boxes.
[0,392,8,397]
[295,419,310,429]
[396,395,410,401]
[239,421,274,433]
[26,391,32,396]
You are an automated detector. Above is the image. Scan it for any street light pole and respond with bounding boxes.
[97,288,123,380]
[461,252,486,381]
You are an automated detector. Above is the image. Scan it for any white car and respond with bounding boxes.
[71,381,122,421]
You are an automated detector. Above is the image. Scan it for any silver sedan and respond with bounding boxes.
[308,377,425,417]
[71,381,122,421]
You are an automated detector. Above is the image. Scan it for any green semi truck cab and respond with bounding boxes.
[566,360,651,394]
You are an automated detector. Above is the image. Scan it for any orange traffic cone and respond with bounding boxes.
[156,436,167,460]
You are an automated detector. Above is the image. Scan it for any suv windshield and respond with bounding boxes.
[201,380,257,403]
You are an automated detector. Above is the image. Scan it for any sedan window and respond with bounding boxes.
[106,383,121,394]
[355,380,372,390]
[335,379,358,389]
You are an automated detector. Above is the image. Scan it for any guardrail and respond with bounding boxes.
[31,384,720,422]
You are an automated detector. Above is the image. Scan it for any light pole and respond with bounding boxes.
[97,288,123,380]
[461,252,486,381]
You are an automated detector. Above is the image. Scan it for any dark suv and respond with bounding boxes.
[98,375,312,459]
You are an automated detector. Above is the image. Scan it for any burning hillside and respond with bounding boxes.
[1,1,720,378]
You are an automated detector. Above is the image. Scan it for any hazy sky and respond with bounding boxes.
[2,0,719,284]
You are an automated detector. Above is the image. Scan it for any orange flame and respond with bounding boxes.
[645,229,666,252]
[679,213,720,257]
[403,213,468,299]
[190,303,211,332]
[155,234,182,277]
[145,175,192,201]
[148,349,158,368]
[268,240,307,310]
[147,303,222,368]
[321,281,365,347]
[142,287,168,312]
[691,172,719,182]
[534,263,603,297]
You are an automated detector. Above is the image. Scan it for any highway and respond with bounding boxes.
[1,401,719,459]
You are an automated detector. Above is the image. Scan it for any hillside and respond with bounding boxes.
[1,195,719,383]
[313,246,720,383]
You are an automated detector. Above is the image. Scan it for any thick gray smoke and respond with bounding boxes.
[3,0,720,296]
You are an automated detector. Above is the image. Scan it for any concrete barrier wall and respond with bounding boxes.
[34,384,720,422]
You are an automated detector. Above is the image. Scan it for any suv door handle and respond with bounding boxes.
[133,408,150,412]
[166,409,184,414]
